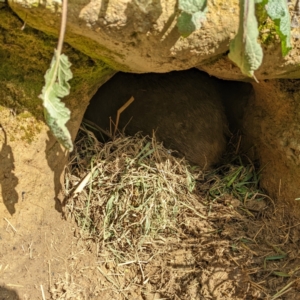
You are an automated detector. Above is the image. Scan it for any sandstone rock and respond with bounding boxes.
[9,0,300,79]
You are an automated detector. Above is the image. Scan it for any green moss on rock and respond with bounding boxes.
[255,1,279,46]
[8,3,131,72]
[0,6,114,117]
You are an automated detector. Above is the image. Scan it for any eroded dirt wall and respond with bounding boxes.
[243,80,300,208]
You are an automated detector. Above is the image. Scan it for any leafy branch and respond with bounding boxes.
[39,0,73,151]
[228,0,263,82]
[177,0,292,81]
[229,0,291,80]
[265,0,292,56]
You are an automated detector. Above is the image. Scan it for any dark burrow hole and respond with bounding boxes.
[82,68,255,171]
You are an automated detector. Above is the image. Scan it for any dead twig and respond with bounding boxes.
[114,96,134,138]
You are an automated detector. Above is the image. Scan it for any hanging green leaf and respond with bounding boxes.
[39,50,73,151]
[228,0,263,81]
[177,0,207,37]
[265,0,292,56]
[178,0,206,12]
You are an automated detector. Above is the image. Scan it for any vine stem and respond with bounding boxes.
[57,0,68,58]
[47,0,68,90]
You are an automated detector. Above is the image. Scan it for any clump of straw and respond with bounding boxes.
[64,127,204,262]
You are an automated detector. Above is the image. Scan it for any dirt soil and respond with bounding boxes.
[2,133,300,300]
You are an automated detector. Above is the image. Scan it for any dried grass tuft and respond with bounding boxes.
[64,126,204,263]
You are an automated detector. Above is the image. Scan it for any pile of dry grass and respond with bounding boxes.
[64,127,206,263]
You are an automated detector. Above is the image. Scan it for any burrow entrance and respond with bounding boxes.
[83,68,254,169]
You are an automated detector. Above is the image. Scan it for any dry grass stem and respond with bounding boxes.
[4,217,17,233]
[114,96,134,137]
[40,285,46,300]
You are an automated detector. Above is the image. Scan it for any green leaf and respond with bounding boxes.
[226,166,243,187]
[228,0,263,80]
[177,0,207,37]
[264,253,287,269]
[273,271,291,277]
[177,12,195,38]
[106,194,115,215]
[39,50,73,151]
[178,0,206,13]
[265,0,292,56]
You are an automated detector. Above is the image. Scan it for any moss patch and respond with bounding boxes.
[9,3,131,72]
[0,6,114,120]
[66,34,131,72]
[255,2,280,46]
